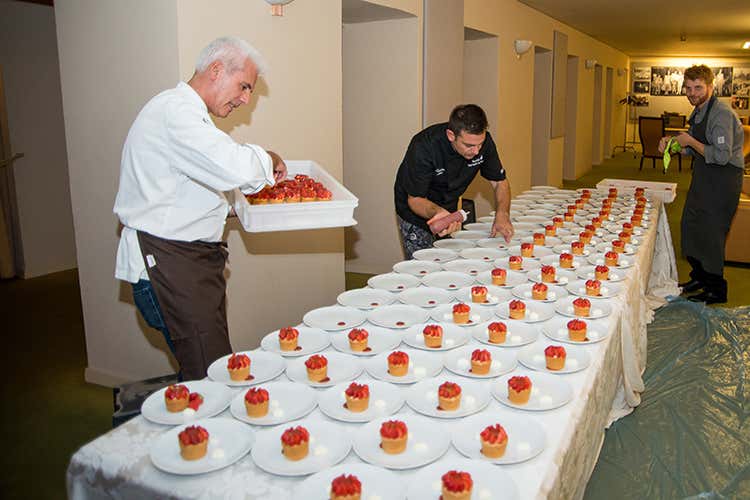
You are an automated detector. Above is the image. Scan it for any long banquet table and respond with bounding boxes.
[67,187,679,500]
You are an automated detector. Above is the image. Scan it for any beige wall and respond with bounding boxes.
[464,0,629,190]
[57,0,346,385]
[423,0,464,127]
[343,16,422,274]
[0,2,77,278]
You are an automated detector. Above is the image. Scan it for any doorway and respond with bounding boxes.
[0,65,23,278]
[531,46,553,186]
[563,55,579,180]
[591,64,603,165]
[603,67,614,158]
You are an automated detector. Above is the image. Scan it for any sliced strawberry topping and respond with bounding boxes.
[388,350,409,365]
[442,470,473,493]
[227,353,250,370]
[331,474,362,495]
[179,425,208,445]
[244,387,269,404]
[281,426,309,446]
[480,423,508,444]
[508,375,531,391]
[345,382,369,399]
[545,345,567,358]
[438,381,461,398]
[305,354,328,369]
[380,420,407,438]
[471,349,491,362]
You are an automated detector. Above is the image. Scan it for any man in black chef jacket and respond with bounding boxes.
[658,65,744,304]
[394,104,513,259]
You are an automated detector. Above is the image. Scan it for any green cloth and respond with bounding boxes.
[662,138,681,173]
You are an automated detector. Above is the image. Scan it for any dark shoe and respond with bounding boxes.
[687,290,727,305]
[679,279,704,294]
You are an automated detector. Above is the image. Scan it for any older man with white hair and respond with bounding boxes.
[114,37,286,380]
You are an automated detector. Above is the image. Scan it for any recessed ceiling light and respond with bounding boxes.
[743,41,750,49]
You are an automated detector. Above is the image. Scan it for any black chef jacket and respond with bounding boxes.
[394,122,506,231]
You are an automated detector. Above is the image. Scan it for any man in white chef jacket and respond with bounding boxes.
[114,37,287,380]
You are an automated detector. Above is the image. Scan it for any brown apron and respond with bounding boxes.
[137,231,231,380]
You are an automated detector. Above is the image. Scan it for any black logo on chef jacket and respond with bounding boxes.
[467,154,484,168]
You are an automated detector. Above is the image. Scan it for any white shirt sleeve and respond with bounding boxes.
[165,99,275,193]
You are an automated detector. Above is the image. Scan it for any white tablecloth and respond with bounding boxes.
[67,199,678,500]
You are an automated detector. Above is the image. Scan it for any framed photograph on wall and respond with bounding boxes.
[711,67,733,97]
[633,66,650,80]
[731,96,749,110]
[633,81,650,94]
[650,67,686,96]
[731,67,749,97]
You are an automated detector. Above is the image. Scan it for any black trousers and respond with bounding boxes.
[687,255,727,296]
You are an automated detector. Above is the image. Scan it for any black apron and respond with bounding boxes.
[137,231,231,380]
[681,95,743,276]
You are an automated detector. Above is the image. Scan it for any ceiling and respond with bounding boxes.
[519,0,750,58]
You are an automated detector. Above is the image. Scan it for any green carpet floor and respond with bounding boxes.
[2,152,748,498]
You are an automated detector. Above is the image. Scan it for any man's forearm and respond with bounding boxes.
[492,180,511,219]
[407,196,446,220]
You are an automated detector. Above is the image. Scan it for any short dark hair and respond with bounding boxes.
[448,104,488,135]
[683,65,714,85]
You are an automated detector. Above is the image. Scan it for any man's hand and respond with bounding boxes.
[673,131,694,149]
[267,150,287,183]
[427,209,462,237]
[658,136,670,153]
[491,214,514,242]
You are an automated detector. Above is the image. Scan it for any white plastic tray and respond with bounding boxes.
[595,178,676,203]
[233,160,358,232]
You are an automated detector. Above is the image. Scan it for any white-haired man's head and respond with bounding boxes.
[195,36,268,75]
[189,37,267,118]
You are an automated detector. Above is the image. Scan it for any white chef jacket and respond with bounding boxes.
[114,82,275,283]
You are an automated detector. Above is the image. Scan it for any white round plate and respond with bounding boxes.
[441,258,493,276]
[539,254,588,270]
[260,327,330,357]
[505,245,554,259]
[576,265,627,282]
[552,244,593,257]
[397,286,453,308]
[452,285,512,306]
[368,272,422,292]
[541,316,611,344]
[251,419,351,476]
[595,242,637,255]
[459,247,508,261]
[367,304,430,329]
[516,235,563,248]
[516,193,543,200]
[511,283,569,303]
[565,279,623,299]
[475,238,512,250]
[421,271,475,290]
[405,377,491,418]
[295,463,406,500]
[586,253,635,269]
[510,221,544,232]
[432,238,476,250]
[286,352,364,388]
[406,458,519,500]
[442,345,518,379]
[150,418,253,475]
[329,325,403,356]
[560,234,603,246]
[429,303,496,327]
[522,209,556,217]
[475,269,528,288]
[496,300,555,323]
[517,344,591,374]
[303,305,368,331]
[601,233,642,246]
[492,371,574,411]
[318,380,405,423]
[412,248,459,263]
[451,230,490,240]
[392,260,442,277]
[471,320,539,347]
[603,222,645,236]
[451,413,546,465]
[464,222,493,231]
[402,322,471,350]
[337,288,396,310]
[614,217,650,229]
[531,185,557,190]
[493,257,542,273]
[353,415,451,470]
[514,215,548,224]
[477,215,499,223]
[207,351,285,387]
[526,268,578,285]
[554,296,613,319]
[142,381,233,426]
[229,381,317,426]
[365,348,443,384]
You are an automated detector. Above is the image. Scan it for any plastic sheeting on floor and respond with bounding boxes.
[584,298,750,499]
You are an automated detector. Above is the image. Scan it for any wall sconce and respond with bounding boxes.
[266,0,293,16]
[513,40,533,59]
[617,68,626,77]
[585,59,597,70]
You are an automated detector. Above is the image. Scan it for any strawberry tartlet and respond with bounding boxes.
[179,425,209,461]
[508,255,523,271]
[471,285,488,304]
[585,279,602,297]
[441,470,473,500]
[567,319,587,341]
[521,242,534,257]
[573,297,591,317]
[480,423,508,458]
[344,382,370,413]
[387,350,409,376]
[595,265,610,280]
[278,327,300,351]
[347,328,369,352]
[305,354,328,382]
[470,349,492,375]
[423,324,444,348]
[380,420,408,454]
[487,321,507,344]
[227,353,251,381]
[545,345,567,371]
[507,375,532,404]
[244,387,270,417]
[164,384,190,413]
[281,426,310,461]
[438,381,462,411]
[541,264,557,283]
[532,282,548,300]
[508,299,526,320]
[330,474,362,500]
[452,303,471,324]
[491,267,507,286]
[605,250,619,267]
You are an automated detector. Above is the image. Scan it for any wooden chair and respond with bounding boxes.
[665,114,686,128]
[639,116,682,172]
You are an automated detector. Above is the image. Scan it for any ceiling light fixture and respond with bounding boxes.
[266,0,293,16]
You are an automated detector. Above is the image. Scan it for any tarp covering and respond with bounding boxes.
[585,298,750,499]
